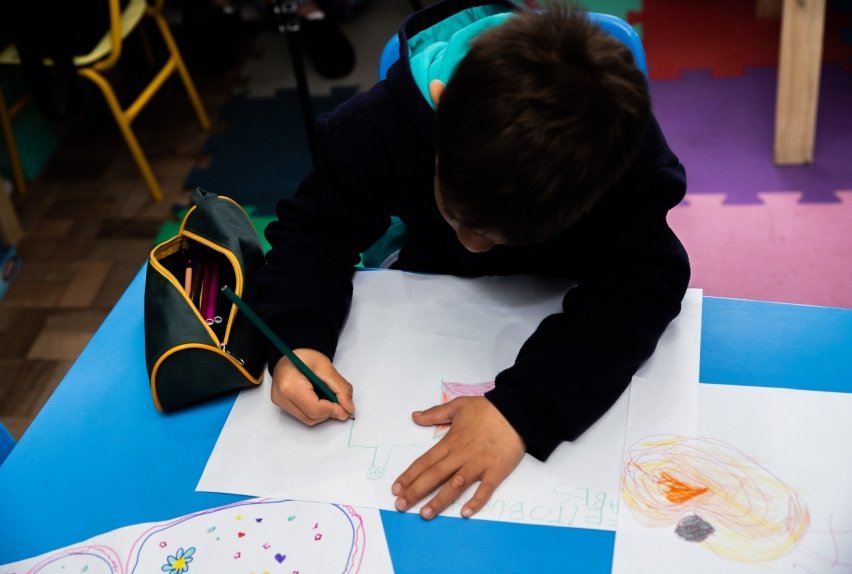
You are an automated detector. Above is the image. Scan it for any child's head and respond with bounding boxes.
[434,6,650,246]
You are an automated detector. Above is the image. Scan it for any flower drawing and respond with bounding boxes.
[162,546,196,573]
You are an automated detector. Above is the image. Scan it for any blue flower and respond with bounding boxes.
[162,546,196,573]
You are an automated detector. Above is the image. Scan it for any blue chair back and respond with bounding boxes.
[378,12,647,81]
[379,32,400,81]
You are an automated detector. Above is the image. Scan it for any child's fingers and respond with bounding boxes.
[418,464,479,520]
[394,398,525,519]
[411,398,460,426]
[272,372,346,424]
[392,442,452,507]
[420,464,508,520]
[317,368,356,419]
[277,390,338,426]
[271,350,355,422]
[461,473,501,518]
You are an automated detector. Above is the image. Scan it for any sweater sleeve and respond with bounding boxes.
[256,98,400,367]
[485,160,690,461]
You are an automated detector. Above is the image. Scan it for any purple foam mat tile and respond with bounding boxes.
[650,65,852,204]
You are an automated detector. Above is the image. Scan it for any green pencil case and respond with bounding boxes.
[144,188,269,412]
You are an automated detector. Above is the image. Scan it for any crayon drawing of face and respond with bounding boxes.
[621,435,810,562]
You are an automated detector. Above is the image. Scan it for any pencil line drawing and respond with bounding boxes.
[345,416,423,481]
[343,380,496,479]
[621,434,811,562]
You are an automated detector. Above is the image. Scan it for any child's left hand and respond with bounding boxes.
[391,396,525,519]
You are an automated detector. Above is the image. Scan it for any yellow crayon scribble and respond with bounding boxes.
[621,435,810,562]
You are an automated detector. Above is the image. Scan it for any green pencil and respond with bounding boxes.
[220,286,342,408]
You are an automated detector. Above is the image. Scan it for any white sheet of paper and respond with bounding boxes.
[0,498,393,574]
[199,270,702,530]
[613,382,852,573]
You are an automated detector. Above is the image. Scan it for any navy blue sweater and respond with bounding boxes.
[258,0,690,461]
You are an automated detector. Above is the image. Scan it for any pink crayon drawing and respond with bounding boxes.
[435,381,496,438]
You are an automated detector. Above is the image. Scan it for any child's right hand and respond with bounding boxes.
[270,349,355,424]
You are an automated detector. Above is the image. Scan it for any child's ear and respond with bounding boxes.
[429,79,446,106]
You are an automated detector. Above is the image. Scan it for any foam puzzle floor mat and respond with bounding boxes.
[652,64,852,204]
[669,191,852,308]
[628,0,852,80]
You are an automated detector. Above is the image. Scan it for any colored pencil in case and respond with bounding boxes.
[183,258,192,295]
[202,262,219,325]
[191,258,202,306]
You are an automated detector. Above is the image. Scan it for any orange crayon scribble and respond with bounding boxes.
[657,471,709,504]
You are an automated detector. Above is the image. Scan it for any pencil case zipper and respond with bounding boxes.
[148,232,245,363]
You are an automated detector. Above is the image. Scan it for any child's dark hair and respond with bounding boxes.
[434,6,650,245]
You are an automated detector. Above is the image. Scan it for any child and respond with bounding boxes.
[257,0,690,520]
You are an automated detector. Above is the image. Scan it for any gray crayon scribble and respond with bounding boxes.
[675,514,715,542]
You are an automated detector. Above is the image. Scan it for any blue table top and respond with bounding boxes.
[1,267,851,572]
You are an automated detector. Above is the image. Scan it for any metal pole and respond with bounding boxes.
[271,0,318,166]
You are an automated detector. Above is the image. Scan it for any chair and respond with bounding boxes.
[0,0,211,202]
[0,86,28,197]
[378,12,648,81]
[587,12,648,78]
[0,88,24,244]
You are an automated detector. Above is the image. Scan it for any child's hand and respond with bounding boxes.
[270,349,355,424]
[392,397,525,519]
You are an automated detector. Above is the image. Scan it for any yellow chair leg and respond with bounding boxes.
[65,4,211,204]
[79,69,164,202]
[152,12,211,130]
[0,183,23,245]
[0,87,28,197]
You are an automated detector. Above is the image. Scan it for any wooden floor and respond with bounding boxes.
[0,54,244,441]
[0,0,418,442]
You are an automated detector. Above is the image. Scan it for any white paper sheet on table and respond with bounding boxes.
[613,381,852,573]
[0,498,393,574]
[198,270,702,530]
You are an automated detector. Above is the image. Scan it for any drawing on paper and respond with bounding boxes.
[435,381,495,438]
[621,435,810,562]
[346,418,404,481]
[24,546,121,574]
[346,380,497,480]
[160,546,195,573]
[15,499,367,574]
